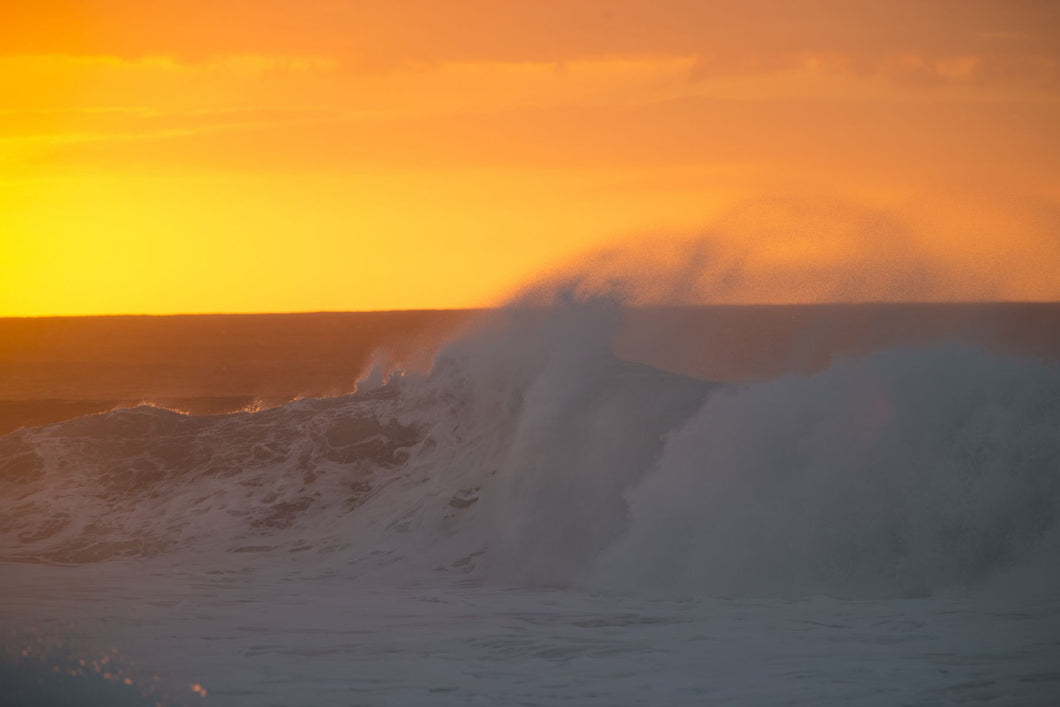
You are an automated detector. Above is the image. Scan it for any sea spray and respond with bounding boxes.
[589,345,1060,598]
[1,297,1058,599]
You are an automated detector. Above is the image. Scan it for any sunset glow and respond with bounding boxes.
[3,1,1059,315]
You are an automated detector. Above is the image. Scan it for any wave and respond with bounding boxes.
[1,297,1059,598]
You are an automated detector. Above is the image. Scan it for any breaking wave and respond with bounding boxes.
[1,296,1059,599]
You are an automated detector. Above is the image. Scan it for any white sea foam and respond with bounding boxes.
[2,296,1058,602]
[3,294,1060,705]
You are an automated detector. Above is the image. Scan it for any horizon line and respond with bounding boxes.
[3,300,1060,320]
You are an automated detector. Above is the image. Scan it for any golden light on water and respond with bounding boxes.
[5,635,201,706]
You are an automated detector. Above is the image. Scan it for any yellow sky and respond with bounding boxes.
[2,1,1059,315]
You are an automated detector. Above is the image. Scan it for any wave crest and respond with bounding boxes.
[2,299,1058,598]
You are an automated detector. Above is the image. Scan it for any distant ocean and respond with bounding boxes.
[3,304,1058,435]
[2,303,1059,705]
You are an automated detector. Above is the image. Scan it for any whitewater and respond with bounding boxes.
[2,297,1060,705]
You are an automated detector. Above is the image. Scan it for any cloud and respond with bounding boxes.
[3,1,1057,84]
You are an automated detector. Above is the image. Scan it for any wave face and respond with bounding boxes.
[1,299,1059,598]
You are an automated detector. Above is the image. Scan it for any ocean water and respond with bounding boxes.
[2,301,1060,705]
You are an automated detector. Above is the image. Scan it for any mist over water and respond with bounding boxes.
[2,269,1060,704]
[596,345,1060,597]
[3,285,1059,600]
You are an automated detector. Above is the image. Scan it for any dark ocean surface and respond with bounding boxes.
[2,304,1058,436]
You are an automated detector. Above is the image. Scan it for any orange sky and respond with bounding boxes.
[2,0,1059,315]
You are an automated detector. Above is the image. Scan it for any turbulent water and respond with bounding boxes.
[2,299,1060,705]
